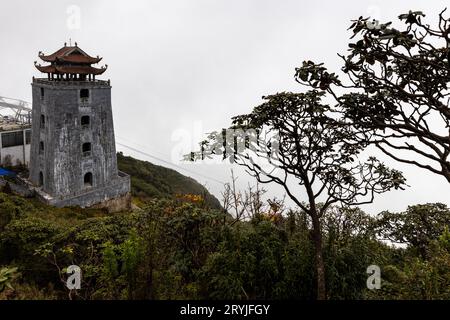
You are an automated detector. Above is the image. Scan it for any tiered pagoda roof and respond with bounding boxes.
[34,42,107,80]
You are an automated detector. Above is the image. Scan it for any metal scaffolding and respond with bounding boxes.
[0,96,32,125]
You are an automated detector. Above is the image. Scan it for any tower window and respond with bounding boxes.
[80,89,90,99]
[40,114,45,129]
[39,141,45,154]
[81,115,90,128]
[84,172,93,187]
[39,171,44,187]
[82,142,91,157]
[40,88,45,99]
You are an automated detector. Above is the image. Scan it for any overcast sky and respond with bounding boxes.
[1,0,449,214]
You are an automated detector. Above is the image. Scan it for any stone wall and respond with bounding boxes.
[34,172,131,212]
[29,78,130,210]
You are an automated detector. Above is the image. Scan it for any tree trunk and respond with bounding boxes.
[311,213,326,300]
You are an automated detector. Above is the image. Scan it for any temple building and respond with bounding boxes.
[28,43,131,212]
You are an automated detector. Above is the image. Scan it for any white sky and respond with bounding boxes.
[0,0,449,215]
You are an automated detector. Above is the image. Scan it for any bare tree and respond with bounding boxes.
[221,169,273,223]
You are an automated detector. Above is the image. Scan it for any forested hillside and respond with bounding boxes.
[117,152,221,209]
[0,159,449,299]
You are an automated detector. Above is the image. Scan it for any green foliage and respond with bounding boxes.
[375,203,450,258]
[373,235,450,300]
[102,242,119,279]
[0,153,448,300]
[323,207,381,299]
[0,193,34,231]
[0,190,449,300]
[0,215,61,284]
[199,221,288,300]
[0,266,20,292]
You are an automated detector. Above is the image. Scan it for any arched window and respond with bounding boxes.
[84,172,93,187]
[39,141,44,154]
[81,115,90,128]
[40,114,45,129]
[39,171,44,186]
[82,142,91,157]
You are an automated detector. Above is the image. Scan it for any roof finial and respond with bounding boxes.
[64,42,67,47]
[75,41,78,47]
[69,38,72,46]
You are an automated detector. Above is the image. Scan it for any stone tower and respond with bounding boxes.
[29,43,130,211]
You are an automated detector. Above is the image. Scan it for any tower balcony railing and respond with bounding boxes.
[33,77,110,86]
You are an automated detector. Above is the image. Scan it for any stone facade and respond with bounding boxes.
[29,78,130,211]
